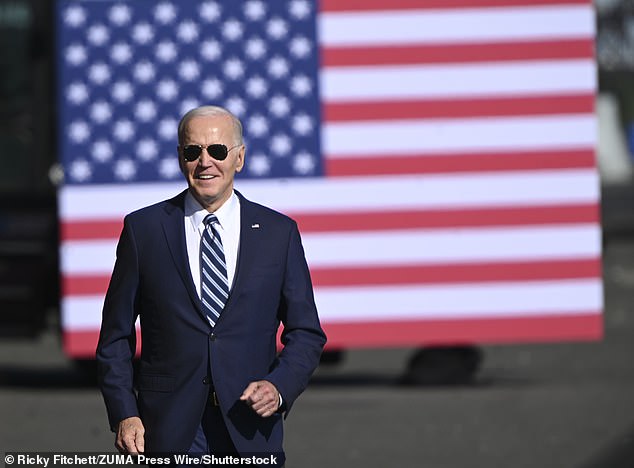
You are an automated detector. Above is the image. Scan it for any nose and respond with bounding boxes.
[198,147,215,165]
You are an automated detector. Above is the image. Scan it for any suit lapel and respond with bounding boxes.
[160,191,204,317]
[223,191,259,314]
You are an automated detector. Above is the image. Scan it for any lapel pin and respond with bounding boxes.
[251,223,260,229]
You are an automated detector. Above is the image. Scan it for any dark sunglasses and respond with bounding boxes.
[181,144,241,162]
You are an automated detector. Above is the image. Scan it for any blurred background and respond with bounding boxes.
[1,1,633,467]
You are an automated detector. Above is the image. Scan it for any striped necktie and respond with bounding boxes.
[200,214,229,327]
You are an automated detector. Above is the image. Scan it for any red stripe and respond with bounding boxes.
[63,257,600,296]
[326,148,596,176]
[62,220,122,241]
[291,203,599,233]
[61,199,599,244]
[311,258,601,286]
[322,39,593,67]
[324,94,594,122]
[62,313,602,357]
[321,0,590,12]
[322,314,602,348]
[64,329,141,359]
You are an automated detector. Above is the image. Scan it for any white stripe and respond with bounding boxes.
[61,224,600,274]
[314,279,603,321]
[201,253,229,288]
[320,5,594,46]
[202,239,227,271]
[202,284,226,310]
[302,225,601,267]
[202,269,229,297]
[60,278,602,329]
[59,182,185,220]
[324,115,596,156]
[60,169,600,219]
[322,60,596,102]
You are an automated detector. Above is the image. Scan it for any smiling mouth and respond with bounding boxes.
[196,174,218,180]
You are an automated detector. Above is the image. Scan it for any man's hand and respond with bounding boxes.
[240,380,280,418]
[115,416,145,454]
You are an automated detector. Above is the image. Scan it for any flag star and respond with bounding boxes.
[92,140,113,162]
[109,4,132,26]
[70,160,92,182]
[88,62,111,85]
[244,1,266,21]
[64,5,86,27]
[180,97,200,115]
[290,36,311,58]
[271,134,292,156]
[246,76,268,99]
[158,118,178,140]
[200,1,222,23]
[245,37,267,60]
[159,158,181,179]
[224,57,245,80]
[155,2,177,24]
[112,81,134,102]
[268,56,289,78]
[270,95,291,117]
[66,82,89,104]
[137,138,159,161]
[115,159,137,181]
[157,79,179,101]
[111,42,132,64]
[292,113,313,136]
[201,78,223,99]
[247,114,269,137]
[87,24,109,46]
[156,41,178,62]
[178,20,199,43]
[291,75,312,97]
[65,44,87,66]
[200,39,222,61]
[68,121,91,143]
[248,153,271,176]
[114,120,135,142]
[225,96,246,117]
[135,100,157,121]
[132,22,154,44]
[267,17,288,39]
[90,101,112,123]
[134,61,156,83]
[293,151,316,175]
[222,19,244,41]
[179,59,200,81]
[289,0,311,20]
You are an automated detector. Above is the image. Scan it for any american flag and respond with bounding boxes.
[57,0,602,358]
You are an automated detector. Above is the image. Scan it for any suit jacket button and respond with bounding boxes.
[209,333,216,341]
[202,376,211,385]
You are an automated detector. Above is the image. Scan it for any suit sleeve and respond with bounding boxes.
[265,221,327,414]
[96,216,141,430]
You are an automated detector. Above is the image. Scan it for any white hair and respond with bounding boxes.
[177,105,243,145]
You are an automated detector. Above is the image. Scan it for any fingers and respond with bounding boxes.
[115,416,145,454]
[240,380,280,418]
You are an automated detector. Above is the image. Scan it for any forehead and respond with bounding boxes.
[181,115,234,141]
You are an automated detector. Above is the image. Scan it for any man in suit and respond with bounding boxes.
[96,105,326,463]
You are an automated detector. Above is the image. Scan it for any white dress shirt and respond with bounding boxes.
[184,190,241,299]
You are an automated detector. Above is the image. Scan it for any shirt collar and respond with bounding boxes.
[185,190,239,232]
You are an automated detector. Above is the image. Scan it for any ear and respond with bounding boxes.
[235,144,245,173]
[177,146,187,175]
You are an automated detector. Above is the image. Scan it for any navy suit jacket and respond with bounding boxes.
[96,189,326,456]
